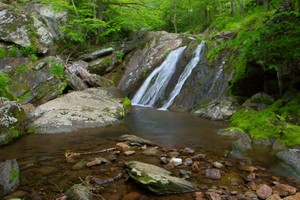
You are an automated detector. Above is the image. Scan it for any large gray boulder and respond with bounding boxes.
[28,87,125,134]
[0,98,26,146]
[277,149,300,174]
[125,161,198,194]
[0,159,20,197]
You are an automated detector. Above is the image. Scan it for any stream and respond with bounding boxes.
[1,107,299,199]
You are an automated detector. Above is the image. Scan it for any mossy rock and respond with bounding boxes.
[0,159,20,197]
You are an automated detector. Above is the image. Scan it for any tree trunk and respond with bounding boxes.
[96,0,103,44]
[230,0,237,16]
[263,0,269,10]
[173,0,177,33]
[237,0,245,17]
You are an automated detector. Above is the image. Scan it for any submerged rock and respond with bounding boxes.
[65,184,93,200]
[28,88,124,134]
[124,161,198,194]
[0,159,20,197]
[276,149,300,174]
[119,134,156,146]
[0,98,26,146]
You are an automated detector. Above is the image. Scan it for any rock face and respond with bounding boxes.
[65,184,93,200]
[0,3,65,54]
[125,161,198,194]
[0,98,26,146]
[28,88,125,134]
[117,31,184,97]
[0,159,20,197]
[7,56,67,105]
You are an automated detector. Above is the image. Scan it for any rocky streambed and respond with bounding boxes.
[1,131,299,200]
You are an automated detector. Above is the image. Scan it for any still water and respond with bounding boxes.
[0,107,299,199]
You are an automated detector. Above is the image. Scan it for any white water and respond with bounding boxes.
[160,41,206,110]
[132,46,186,106]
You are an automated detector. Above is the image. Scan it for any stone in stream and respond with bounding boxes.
[205,191,222,200]
[170,157,182,166]
[273,184,297,197]
[266,194,282,200]
[212,162,224,169]
[124,161,198,194]
[119,134,156,146]
[256,184,272,199]
[124,150,136,156]
[284,193,300,200]
[182,147,195,154]
[205,169,221,180]
[0,159,20,197]
[116,142,131,151]
[142,147,159,156]
[276,149,300,175]
[65,184,92,200]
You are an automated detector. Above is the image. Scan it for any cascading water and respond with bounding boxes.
[131,46,186,106]
[160,41,206,110]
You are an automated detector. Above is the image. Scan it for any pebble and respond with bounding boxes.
[86,158,102,167]
[205,168,221,180]
[116,142,130,151]
[238,165,258,172]
[122,191,142,200]
[266,194,282,200]
[170,157,182,166]
[192,191,205,200]
[160,157,169,164]
[191,154,206,161]
[256,184,272,199]
[184,158,193,166]
[124,150,135,156]
[213,161,224,169]
[142,147,158,156]
[182,147,195,154]
[205,191,222,200]
[283,192,300,200]
[167,151,180,158]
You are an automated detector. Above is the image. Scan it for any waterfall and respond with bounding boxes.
[160,41,206,110]
[132,46,186,106]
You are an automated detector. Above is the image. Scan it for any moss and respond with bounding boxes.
[0,47,6,59]
[230,97,300,147]
[26,127,37,135]
[9,168,19,184]
[50,62,66,78]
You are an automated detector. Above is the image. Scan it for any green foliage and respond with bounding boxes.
[231,96,300,147]
[116,51,124,59]
[50,62,66,78]
[8,46,19,57]
[121,97,132,108]
[0,47,6,59]
[0,73,14,99]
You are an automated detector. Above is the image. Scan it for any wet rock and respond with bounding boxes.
[124,150,135,156]
[191,154,206,161]
[182,147,195,154]
[72,160,87,170]
[179,170,191,179]
[119,134,156,146]
[143,147,159,156]
[194,97,239,120]
[266,194,282,200]
[205,169,221,180]
[125,161,198,194]
[247,173,256,180]
[213,162,224,169]
[245,191,259,199]
[193,191,205,200]
[284,193,300,200]
[191,162,201,173]
[29,88,124,134]
[3,190,28,200]
[205,191,222,200]
[273,184,297,197]
[253,139,272,146]
[122,191,142,200]
[116,142,131,151]
[65,184,93,200]
[170,158,182,166]
[231,133,252,155]
[276,149,300,174]
[160,157,169,164]
[272,140,287,151]
[184,158,193,166]
[256,184,272,199]
[217,129,240,138]
[86,158,102,167]
[167,151,180,158]
[238,165,258,172]
[0,98,26,146]
[164,162,175,170]
[0,159,19,197]
[81,47,114,62]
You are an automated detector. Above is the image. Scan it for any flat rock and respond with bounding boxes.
[256,184,272,199]
[142,147,159,156]
[283,192,300,200]
[273,184,297,197]
[277,149,300,174]
[125,161,198,194]
[205,169,221,180]
[29,88,124,134]
[116,142,131,151]
[65,184,92,200]
[124,150,136,156]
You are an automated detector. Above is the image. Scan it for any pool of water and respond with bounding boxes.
[0,107,299,199]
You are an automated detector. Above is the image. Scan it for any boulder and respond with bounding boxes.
[7,56,67,105]
[276,149,300,174]
[0,98,26,146]
[0,159,20,197]
[194,97,239,120]
[0,3,60,54]
[125,161,198,194]
[231,132,252,156]
[28,88,125,134]
[65,184,93,200]
[242,92,274,111]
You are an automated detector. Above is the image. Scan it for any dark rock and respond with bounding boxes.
[81,47,114,62]
[231,133,252,156]
[65,184,93,200]
[184,158,193,166]
[72,160,87,170]
[0,98,26,146]
[242,92,274,111]
[0,159,19,197]
[191,153,206,161]
[160,157,169,164]
[125,161,198,194]
[276,149,300,174]
[256,184,272,199]
[119,134,156,146]
[272,140,287,151]
[205,169,221,180]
